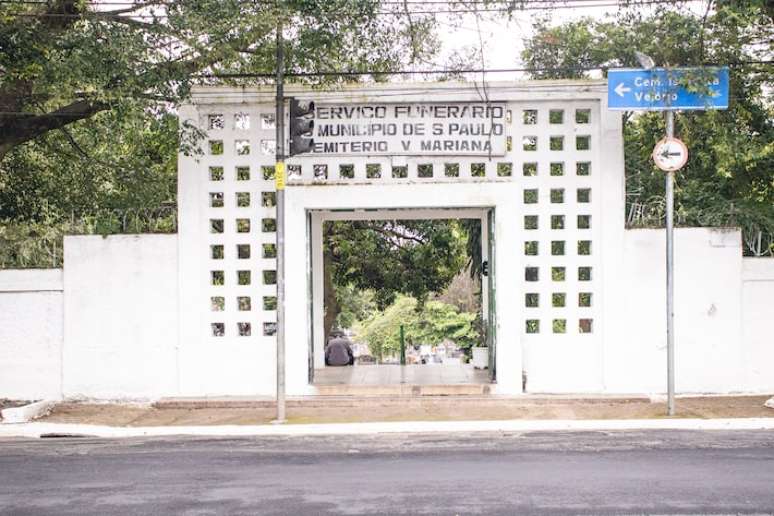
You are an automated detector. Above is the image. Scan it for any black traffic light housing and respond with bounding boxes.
[289,98,315,156]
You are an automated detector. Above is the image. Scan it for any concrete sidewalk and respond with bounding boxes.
[26,394,774,427]
[2,417,774,439]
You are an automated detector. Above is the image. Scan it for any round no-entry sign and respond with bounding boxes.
[652,137,688,172]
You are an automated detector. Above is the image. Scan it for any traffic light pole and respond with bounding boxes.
[273,22,287,424]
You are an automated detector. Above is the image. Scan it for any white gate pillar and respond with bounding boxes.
[493,200,523,395]
[284,191,316,395]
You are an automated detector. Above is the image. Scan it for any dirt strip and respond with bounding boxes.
[39,395,774,427]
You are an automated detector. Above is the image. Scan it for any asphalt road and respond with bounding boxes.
[1,430,773,515]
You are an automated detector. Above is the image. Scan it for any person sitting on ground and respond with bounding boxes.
[325,333,355,366]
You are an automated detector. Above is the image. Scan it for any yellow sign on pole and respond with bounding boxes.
[275,161,286,190]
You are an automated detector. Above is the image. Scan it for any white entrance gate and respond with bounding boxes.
[177,81,624,396]
[307,207,493,380]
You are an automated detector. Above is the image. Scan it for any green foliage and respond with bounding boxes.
[0,220,66,268]
[522,2,774,255]
[0,108,178,222]
[326,220,468,311]
[355,296,479,361]
[461,219,483,279]
[334,284,377,330]
[0,0,444,270]
[0,0,439,157]
[0,210,176,268]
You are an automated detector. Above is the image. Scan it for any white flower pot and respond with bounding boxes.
[472,347,489,370]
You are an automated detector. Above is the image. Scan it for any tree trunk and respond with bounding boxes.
[0,100,108,162]
[323,247,339,343]
[0,143,11,163]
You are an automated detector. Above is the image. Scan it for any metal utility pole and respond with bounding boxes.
[665,109,675,417]
[611,56,722,417]
[273,21,287,424]
[652,105,686,417]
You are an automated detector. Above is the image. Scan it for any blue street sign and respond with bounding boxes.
[607,67,729,110]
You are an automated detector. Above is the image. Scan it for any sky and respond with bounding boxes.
[434,0,711,80]
[87,0,714,81]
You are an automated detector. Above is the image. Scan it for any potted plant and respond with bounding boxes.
[471,345,488,369]
[470,312,488,369]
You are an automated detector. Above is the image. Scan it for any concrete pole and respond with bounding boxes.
[273,22,287,424]
[665,109,675,417]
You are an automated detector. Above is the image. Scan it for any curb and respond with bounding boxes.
[153,394,652,409]
[2,417,774,439]
[0,400,58,424]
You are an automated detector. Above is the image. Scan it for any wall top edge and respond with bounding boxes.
[189,80,607,105]
[63,233,177,242]
[0,268,63,292]
[742,257,774,281]
[625,226,742,235]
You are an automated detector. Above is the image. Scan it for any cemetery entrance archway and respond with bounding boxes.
[180,81,614,397]
[307,207,496,388]
[282,180,524,396]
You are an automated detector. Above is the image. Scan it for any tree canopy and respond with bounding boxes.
[355,295,479,361]
[522,1,774,255]
[0,0,439,222]
[0,0,437,160]
[1,1,476,318]
[0,0,442,268]
[323,219,470,338]
[333,284,377,331]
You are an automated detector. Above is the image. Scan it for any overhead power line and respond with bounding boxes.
[0,0,706,4]
[2,0,707,18]
[197,61,772,79]
[2,61,769,118]
[0,62,769,114]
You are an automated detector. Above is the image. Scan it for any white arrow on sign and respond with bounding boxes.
[614,83,631,97]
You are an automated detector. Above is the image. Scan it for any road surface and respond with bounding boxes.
[1,430,773,515]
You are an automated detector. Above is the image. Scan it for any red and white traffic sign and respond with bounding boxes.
[652,137,688,172]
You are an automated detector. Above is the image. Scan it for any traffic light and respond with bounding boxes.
[289,98,315,156]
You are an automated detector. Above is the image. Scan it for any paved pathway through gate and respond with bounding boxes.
[313,363,490,385]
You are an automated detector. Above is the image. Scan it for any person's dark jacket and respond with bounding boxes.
[325,337,354,366]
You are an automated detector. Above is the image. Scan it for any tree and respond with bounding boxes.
[355,295,479,362]
[0,0,438,161]
[1,0,477,315]
[522,2,774,255]
[0,107,179,221]
[0,0,441,268]
[324,219,468,339]
[432,268,480,314]
[334,284,376,330]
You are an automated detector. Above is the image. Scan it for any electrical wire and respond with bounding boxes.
[1,0,708,18]
[0,82,766,116]
[1,60,770,115]
[195,61,772,79]
[0,0,708,4]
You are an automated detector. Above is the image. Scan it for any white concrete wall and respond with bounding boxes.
[286,183,523,395]
[181,83,622,396]
[176,103,278,397]
[603,227,746,394]
[1,231,770,399]
[0,269,63,400]
[4,82,769,401]
[741,258,774,392]
[62,235,179,399]
[521,94,619,394]
[524,226,774,395]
